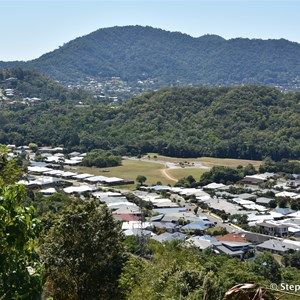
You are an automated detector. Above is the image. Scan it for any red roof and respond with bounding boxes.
[215,233,247,243]
[114,214,141,222]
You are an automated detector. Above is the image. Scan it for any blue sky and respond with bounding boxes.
[1,0,299,61]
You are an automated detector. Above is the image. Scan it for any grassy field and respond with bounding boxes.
[70,154,262,190]
[73,159,175,187]
[145,153,262,169]
[167,168,207,181]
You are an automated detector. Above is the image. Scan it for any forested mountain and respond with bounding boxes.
[1,84,300,160]
[1,26,300,90]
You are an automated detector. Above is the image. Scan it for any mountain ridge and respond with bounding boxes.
[1,25,300,90]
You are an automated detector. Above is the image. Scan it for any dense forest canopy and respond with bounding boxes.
[0,26,300,90]
[1,72,300,161]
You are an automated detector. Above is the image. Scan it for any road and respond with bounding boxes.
[160,168,177,182]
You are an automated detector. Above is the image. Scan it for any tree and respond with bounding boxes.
[39,201,125,300]
[282,251,300,269]
[136,175,147,185]
[243,163,256,176]
[28,143,39,153]
[269,199,277,209]
[252,252,282,284]
[199,166,243,185]
[0,145,23,184]
[291,199,299,211]
[277,197,288,208]
[119,240,267,300]
[82,149,122,168]
[0,182,44,299]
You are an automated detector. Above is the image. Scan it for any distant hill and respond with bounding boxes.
[1,26,300,90]
[1,85,300,160]
[0,68,90,102]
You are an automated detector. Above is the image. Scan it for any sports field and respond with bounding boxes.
[144,153,262,168]
[73,154,261,189]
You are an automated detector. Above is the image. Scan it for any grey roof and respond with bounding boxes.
[153,207,187,214]
[256,197,274,204]
[143,185,171,191]
[151,232,186,243]
[151,222,177,230]
[149,214,164,222]
[236,193,257,200]
[242,233,270,244]
[282,218,300,225]
[272,208,296,215]
[258,222,288,229]
[196,235,218,243]
[257,239,299,253]
[29,161,49,167]
[181,221,209,231]
[161,212,201,223]
[186,237,215,250]
[99,197,128,205]
[215,191,235,198]
[214,245,244,256]
[221,241,252,248]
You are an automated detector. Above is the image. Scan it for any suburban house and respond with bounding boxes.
[214,241,252,259]
[256,239,299,255]
[257,221,288,237]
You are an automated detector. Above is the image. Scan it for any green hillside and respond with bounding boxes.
[1,83,299,160]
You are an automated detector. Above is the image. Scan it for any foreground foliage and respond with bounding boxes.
[119,242,300,300]
[39,201,125,300]
[0,182,44,299]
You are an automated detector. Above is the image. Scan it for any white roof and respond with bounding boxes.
[28,166,52,173]
[64,159,81,165]
[288,227,300,233]
[103,177,123,183]
[46,156,61,162]
[150,198,172,204]
[169,187,184,193]
[289,211,300,218]
[40,187,57,194]
[232,198,254,205]
[92,191,123,198]
[44,170,65,176]
[72,173,94,179]
[203,183,226,189]
[113,207,142,215]
[22,176,60,186]
[70,156,84,161]
[61,171,78,177]
[270,211,286,218]
[85,175,108,182]
[247,214,274,222]
[107,202,138,208]
[54,153,64,157]
[63,185,96,194]
[122,221,152,230]
[242,204,268,212]
[276,191,298,198]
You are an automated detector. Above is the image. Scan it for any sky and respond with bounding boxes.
[1,0,299,61]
